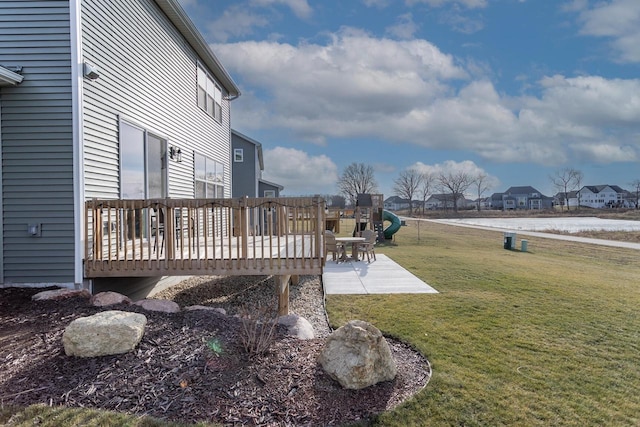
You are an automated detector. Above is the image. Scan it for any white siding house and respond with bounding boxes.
[0,0,239,288]
[578,185,632,208]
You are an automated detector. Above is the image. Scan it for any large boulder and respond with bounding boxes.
[91,291,131,307]
[62,310,147,357]
[133,298,180,313]
[32,288,91,301]
[278,314,315,339]
[318,319,397,389]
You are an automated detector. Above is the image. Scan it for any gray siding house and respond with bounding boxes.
[231,130,283,198]
[500,186,553,210]
[0,0,239,288]
[259,180,284,198]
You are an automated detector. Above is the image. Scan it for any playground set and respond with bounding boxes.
[354,193,401,241]
[324,193,402,241]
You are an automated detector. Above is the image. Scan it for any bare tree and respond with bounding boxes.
[419,172,435,215]
[549,168,583,211]
[337,163,378,206]
[629,179,640,209]
[393,169,422,215]
[473,173,491,212]
[437,171,474,212]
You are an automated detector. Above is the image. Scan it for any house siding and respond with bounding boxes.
[81,0,232,200]
[0,1,75,284]
[231,134,258,197]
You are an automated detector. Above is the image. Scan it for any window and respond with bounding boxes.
[197,64,222,122]
[195,153,224,198]
[264,190,276,197]
[120,120,167,199]
[119,120,167,239]
[234,148,244,162]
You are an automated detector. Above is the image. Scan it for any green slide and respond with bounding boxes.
[382,210,402,239]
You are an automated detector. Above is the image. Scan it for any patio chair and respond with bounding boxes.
[152,207,195,254]
[324,230,345,262]
[357,229,377,263]
[152,207,166,254]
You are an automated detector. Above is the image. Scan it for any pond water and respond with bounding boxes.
[436,217,640,233]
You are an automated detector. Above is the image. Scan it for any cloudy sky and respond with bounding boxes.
[179,0,640,198]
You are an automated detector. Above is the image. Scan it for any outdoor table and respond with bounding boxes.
[335,236,366,261]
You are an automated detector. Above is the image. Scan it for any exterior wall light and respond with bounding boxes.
[83,62,100,80]
[169,146,182,162]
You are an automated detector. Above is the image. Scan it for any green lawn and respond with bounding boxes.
[327,219,640,426]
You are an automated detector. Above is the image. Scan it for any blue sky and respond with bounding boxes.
[178,0,640,199]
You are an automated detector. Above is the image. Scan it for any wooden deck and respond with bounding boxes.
[85,197,326,278]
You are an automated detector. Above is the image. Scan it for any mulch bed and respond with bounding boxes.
[0,287,431,426]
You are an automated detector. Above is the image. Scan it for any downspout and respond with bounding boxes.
[70,0,87,289]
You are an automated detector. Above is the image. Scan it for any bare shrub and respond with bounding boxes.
[238,305,278,356]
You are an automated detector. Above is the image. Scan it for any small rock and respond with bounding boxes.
[32,288,91,301]
[91,291,131,307]
[319,319,397,389]
[62,310,147,357]
[184,305,226,315]
[278,314,315,339]
[134,298,180,313]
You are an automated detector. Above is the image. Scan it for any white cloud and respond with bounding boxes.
[438,10,484,34]
[214,30,640,170]
[410,160,500,194]
[250,0,313,19]
[213,29,467,138]
[569,143,638,163]
[385,13,419,40]
[574,0,640,63]
[561,0,588,13]
[405,0,487,9]
[363,0,390,8]
[262,147,339,194]
[207,6,269,42]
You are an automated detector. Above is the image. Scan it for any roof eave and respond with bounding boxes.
[0,66,24,86]
[259,179,284,191]
[155,0,240,98]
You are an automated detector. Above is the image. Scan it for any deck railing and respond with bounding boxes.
[84,197,326,278]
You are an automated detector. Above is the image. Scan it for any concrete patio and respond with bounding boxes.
[322,254,438,295]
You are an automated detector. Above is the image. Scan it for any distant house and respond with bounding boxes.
[231,130,283,198]
[489,193,505,210]
[259,180,284,198]
[498,186,553,210]
[0,0,240,288]
[384,196,412,211]
[578,185,633,208]
[553,191,579,209]
[472,197,491,210]
[425,193,467,210]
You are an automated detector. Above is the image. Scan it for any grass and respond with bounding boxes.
[0,404,214,427]
[327,219,640,426]
[4,217,640,426]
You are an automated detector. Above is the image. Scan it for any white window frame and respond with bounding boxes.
[118,119,168,199]
[263,190,276,197]
[197,63,222,123]
[234,148,244,162]
[195,152,225,198]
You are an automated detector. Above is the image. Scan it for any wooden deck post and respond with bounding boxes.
[276,275,291,316]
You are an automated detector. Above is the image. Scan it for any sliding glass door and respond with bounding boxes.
[119,120,167,239]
